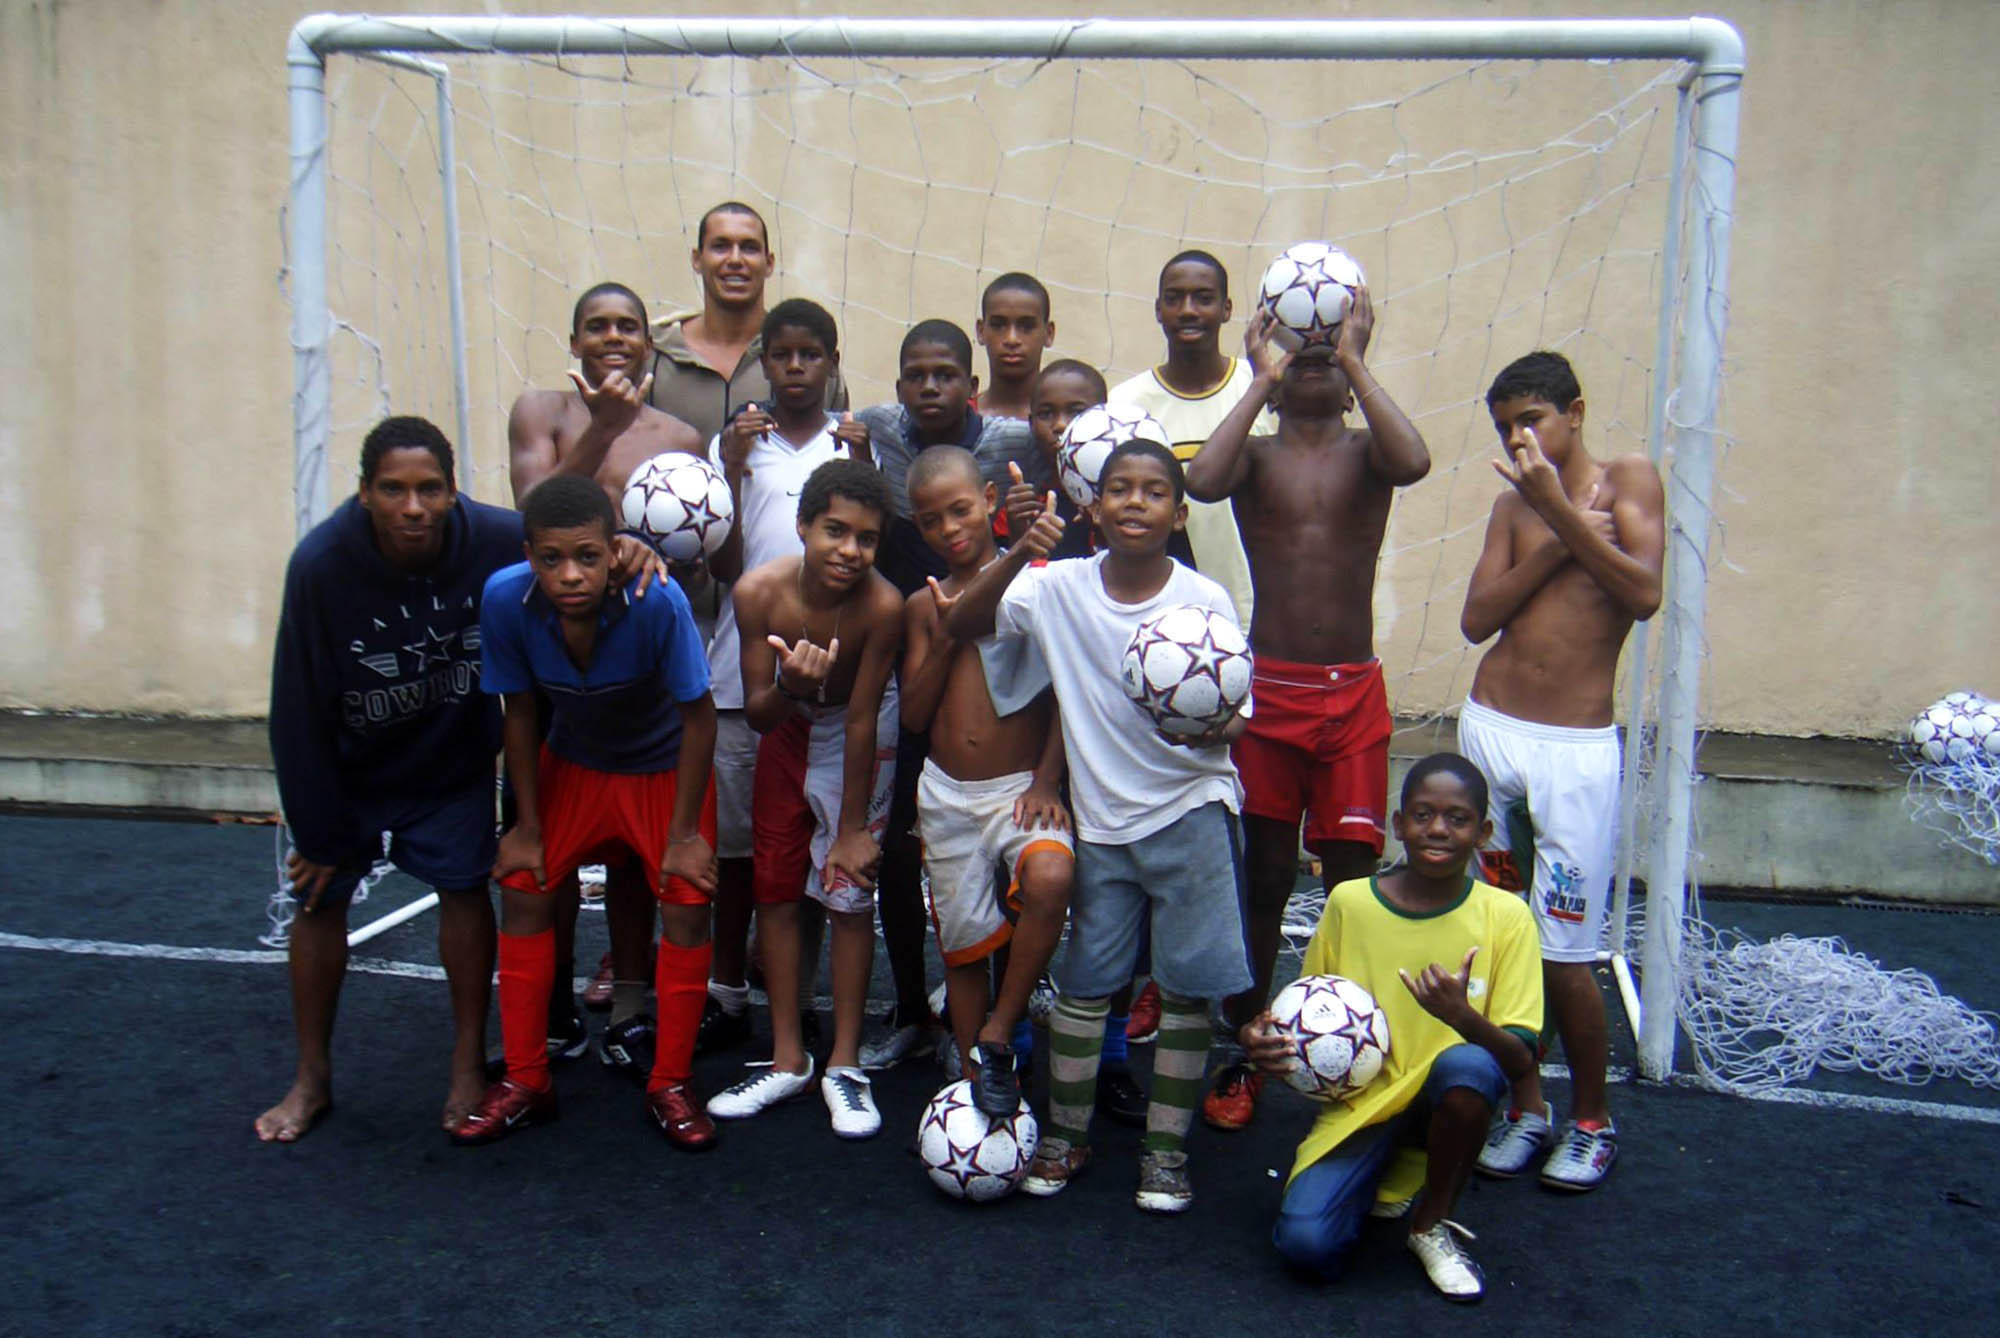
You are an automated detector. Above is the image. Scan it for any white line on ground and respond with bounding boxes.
[6,929,1997,1124]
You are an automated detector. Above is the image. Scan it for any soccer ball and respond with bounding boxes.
[1055,403,1173,509]
[1266,974,1391,1102]
[1907,705,1956,766]
[1907,693,2000,767]
[1257,242,1366,351]
[620,453,734,562]
[1120,604,1253,738]
[915,1080,1039,1202]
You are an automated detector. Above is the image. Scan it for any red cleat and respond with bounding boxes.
[647,1082,718,1151]
[583,951,617,1012]
[1201,1062,1263,1131]
[1126,980,1162,1044]
[448,1078,558,1145]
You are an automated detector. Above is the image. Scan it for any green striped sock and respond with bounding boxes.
[1143,992,1211,1154]
[1048,993,1110,1144]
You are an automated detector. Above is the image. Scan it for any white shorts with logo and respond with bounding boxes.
[1456,697,1621,964]
[915,759,1075,966]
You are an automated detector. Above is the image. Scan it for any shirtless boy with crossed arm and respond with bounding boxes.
[1457,349,1664,1192]
[1185,292,1430,1132]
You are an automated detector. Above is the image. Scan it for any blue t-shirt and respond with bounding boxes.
[479,563,711,774]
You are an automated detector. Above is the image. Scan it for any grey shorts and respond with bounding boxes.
[1059,801,1252,1002]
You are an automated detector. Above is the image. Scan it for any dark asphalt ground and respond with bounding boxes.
[4,814,1998,1337]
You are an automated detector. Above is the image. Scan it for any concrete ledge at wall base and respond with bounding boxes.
[0,711,1991,905]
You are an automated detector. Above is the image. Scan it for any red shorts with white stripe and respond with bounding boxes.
[1230,656,1391,853]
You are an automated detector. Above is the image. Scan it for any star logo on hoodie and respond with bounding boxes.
[403,625,458,673]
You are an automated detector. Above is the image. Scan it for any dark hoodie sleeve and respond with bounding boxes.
[268,548,364,868]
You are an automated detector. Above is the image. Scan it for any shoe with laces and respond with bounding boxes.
[1540,1119,1618,1191]
[1126,980,1162,1044]
[694,997,753,1058]
[599,1013,656,1081]
[707,1056,816,1120]
[546,1006,590,1062]
[646,1082,717,1151]
[821,1066,882,1139]
[1475,1101,1553,1178]
[1408,1220,1484,1301]
[969,1042,1021,1118]
[1096,1065,1148,1128]
[1134,1149,1193,1214]
[858,1008,943,1070]
[1201,1062,1263,1131]
[1021,1136,1091,1197]
[582,951,617,1012]
[449,1078,558,1145]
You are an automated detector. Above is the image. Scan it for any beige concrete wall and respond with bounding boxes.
[2,0,1995,735]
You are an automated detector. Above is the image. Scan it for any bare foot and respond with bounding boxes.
[440,1069,486,1133]
[255,1081,331,1143]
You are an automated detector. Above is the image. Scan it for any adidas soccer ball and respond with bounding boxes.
[1055,403,1173,509]
[915,1079,1039,1202]
[1267,974,1391,1102]
[1119,603,1253,738]
[1257,242,1366,352]
[620,453,734,562]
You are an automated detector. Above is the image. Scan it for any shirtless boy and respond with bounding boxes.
[901,446,1074,1116]
[1185,296,1430,1132]
[706,460,907,1138]
[1457,350,1664,1192]
[507,281,706,1072]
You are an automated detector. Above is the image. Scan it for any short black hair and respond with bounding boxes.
[1486,350,1582,410]
[1401,751,1491,820]
[981,271,1051,322]
[906,445,984,507]
[571,281,648,336]
[1160,249,1229,301]
[1034,358,1107,403]
[697,200,768,249]
[360,415,456,487]
[521,472,616,542]
[900,318,973,373]
[762,297,838,358]
[1103,439,1186,504]
[799,457,894,529]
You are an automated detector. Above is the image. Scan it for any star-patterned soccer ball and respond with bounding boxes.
[1906,693,2000,767]
[1257,242,1366,351]
[1267,974,1391,1102]
[915,1079,1039,1202]
[1055,403,1174,509]
[1119,604,1253,738]
[620,453,734,562]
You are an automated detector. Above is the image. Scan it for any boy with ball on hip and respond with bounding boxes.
[1245,753,1543,1302]
[947,438,1252,1214]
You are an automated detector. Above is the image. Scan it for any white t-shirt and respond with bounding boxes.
[705,414,849,709]
[1110,359,1277,630]
[995,553,1243,845]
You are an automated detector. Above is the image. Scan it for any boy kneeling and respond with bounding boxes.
[1244,754,1542,1301]
[458,475,721,1149]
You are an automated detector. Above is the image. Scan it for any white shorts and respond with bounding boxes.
[1456,697,1621,964]
[751,687,900,917]
[915,759,1075,966]
[714,709,758,859]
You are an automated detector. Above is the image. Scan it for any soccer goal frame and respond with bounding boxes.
[284,14,1744,1079]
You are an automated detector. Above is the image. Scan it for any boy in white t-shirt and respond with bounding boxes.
[696,300,870,1061]
[947,440,1253,1214]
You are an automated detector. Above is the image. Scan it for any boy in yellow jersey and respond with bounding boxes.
[1243,754,1542,1302]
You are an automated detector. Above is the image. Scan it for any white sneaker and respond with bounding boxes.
[1368,1192,1417,1220]
[1407,1220,1484,1302]
[1540,1119,1618,1191]
[706,1056,815,1120]
[1474,1101,1553,1178]
[821,1066,882,1139]
[858,1013,941,1070]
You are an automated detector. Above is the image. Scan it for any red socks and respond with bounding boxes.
[497,929,555,1092]
[648,938,713,1092]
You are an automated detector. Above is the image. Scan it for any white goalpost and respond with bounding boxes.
[281,14,1744,1080]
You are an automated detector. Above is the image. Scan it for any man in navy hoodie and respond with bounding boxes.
[257,416,663,1142]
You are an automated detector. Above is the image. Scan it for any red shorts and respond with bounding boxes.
[1231,656,1391,852]
[499,746,717,906]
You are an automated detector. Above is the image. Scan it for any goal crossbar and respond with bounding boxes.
[284,14,1745,1082]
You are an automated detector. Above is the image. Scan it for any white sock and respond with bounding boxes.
[709,979,750,1016]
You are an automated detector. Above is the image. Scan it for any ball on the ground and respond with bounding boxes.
[1907,707,1954,766]
[620,453,734,562]
[915,1079,1039,1202]
[1257,242,1366,351]
[1266,973,1391,1101]
[1908,694,2000,768]
[1120,603,1253,737]
[1056,403,1173,509]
